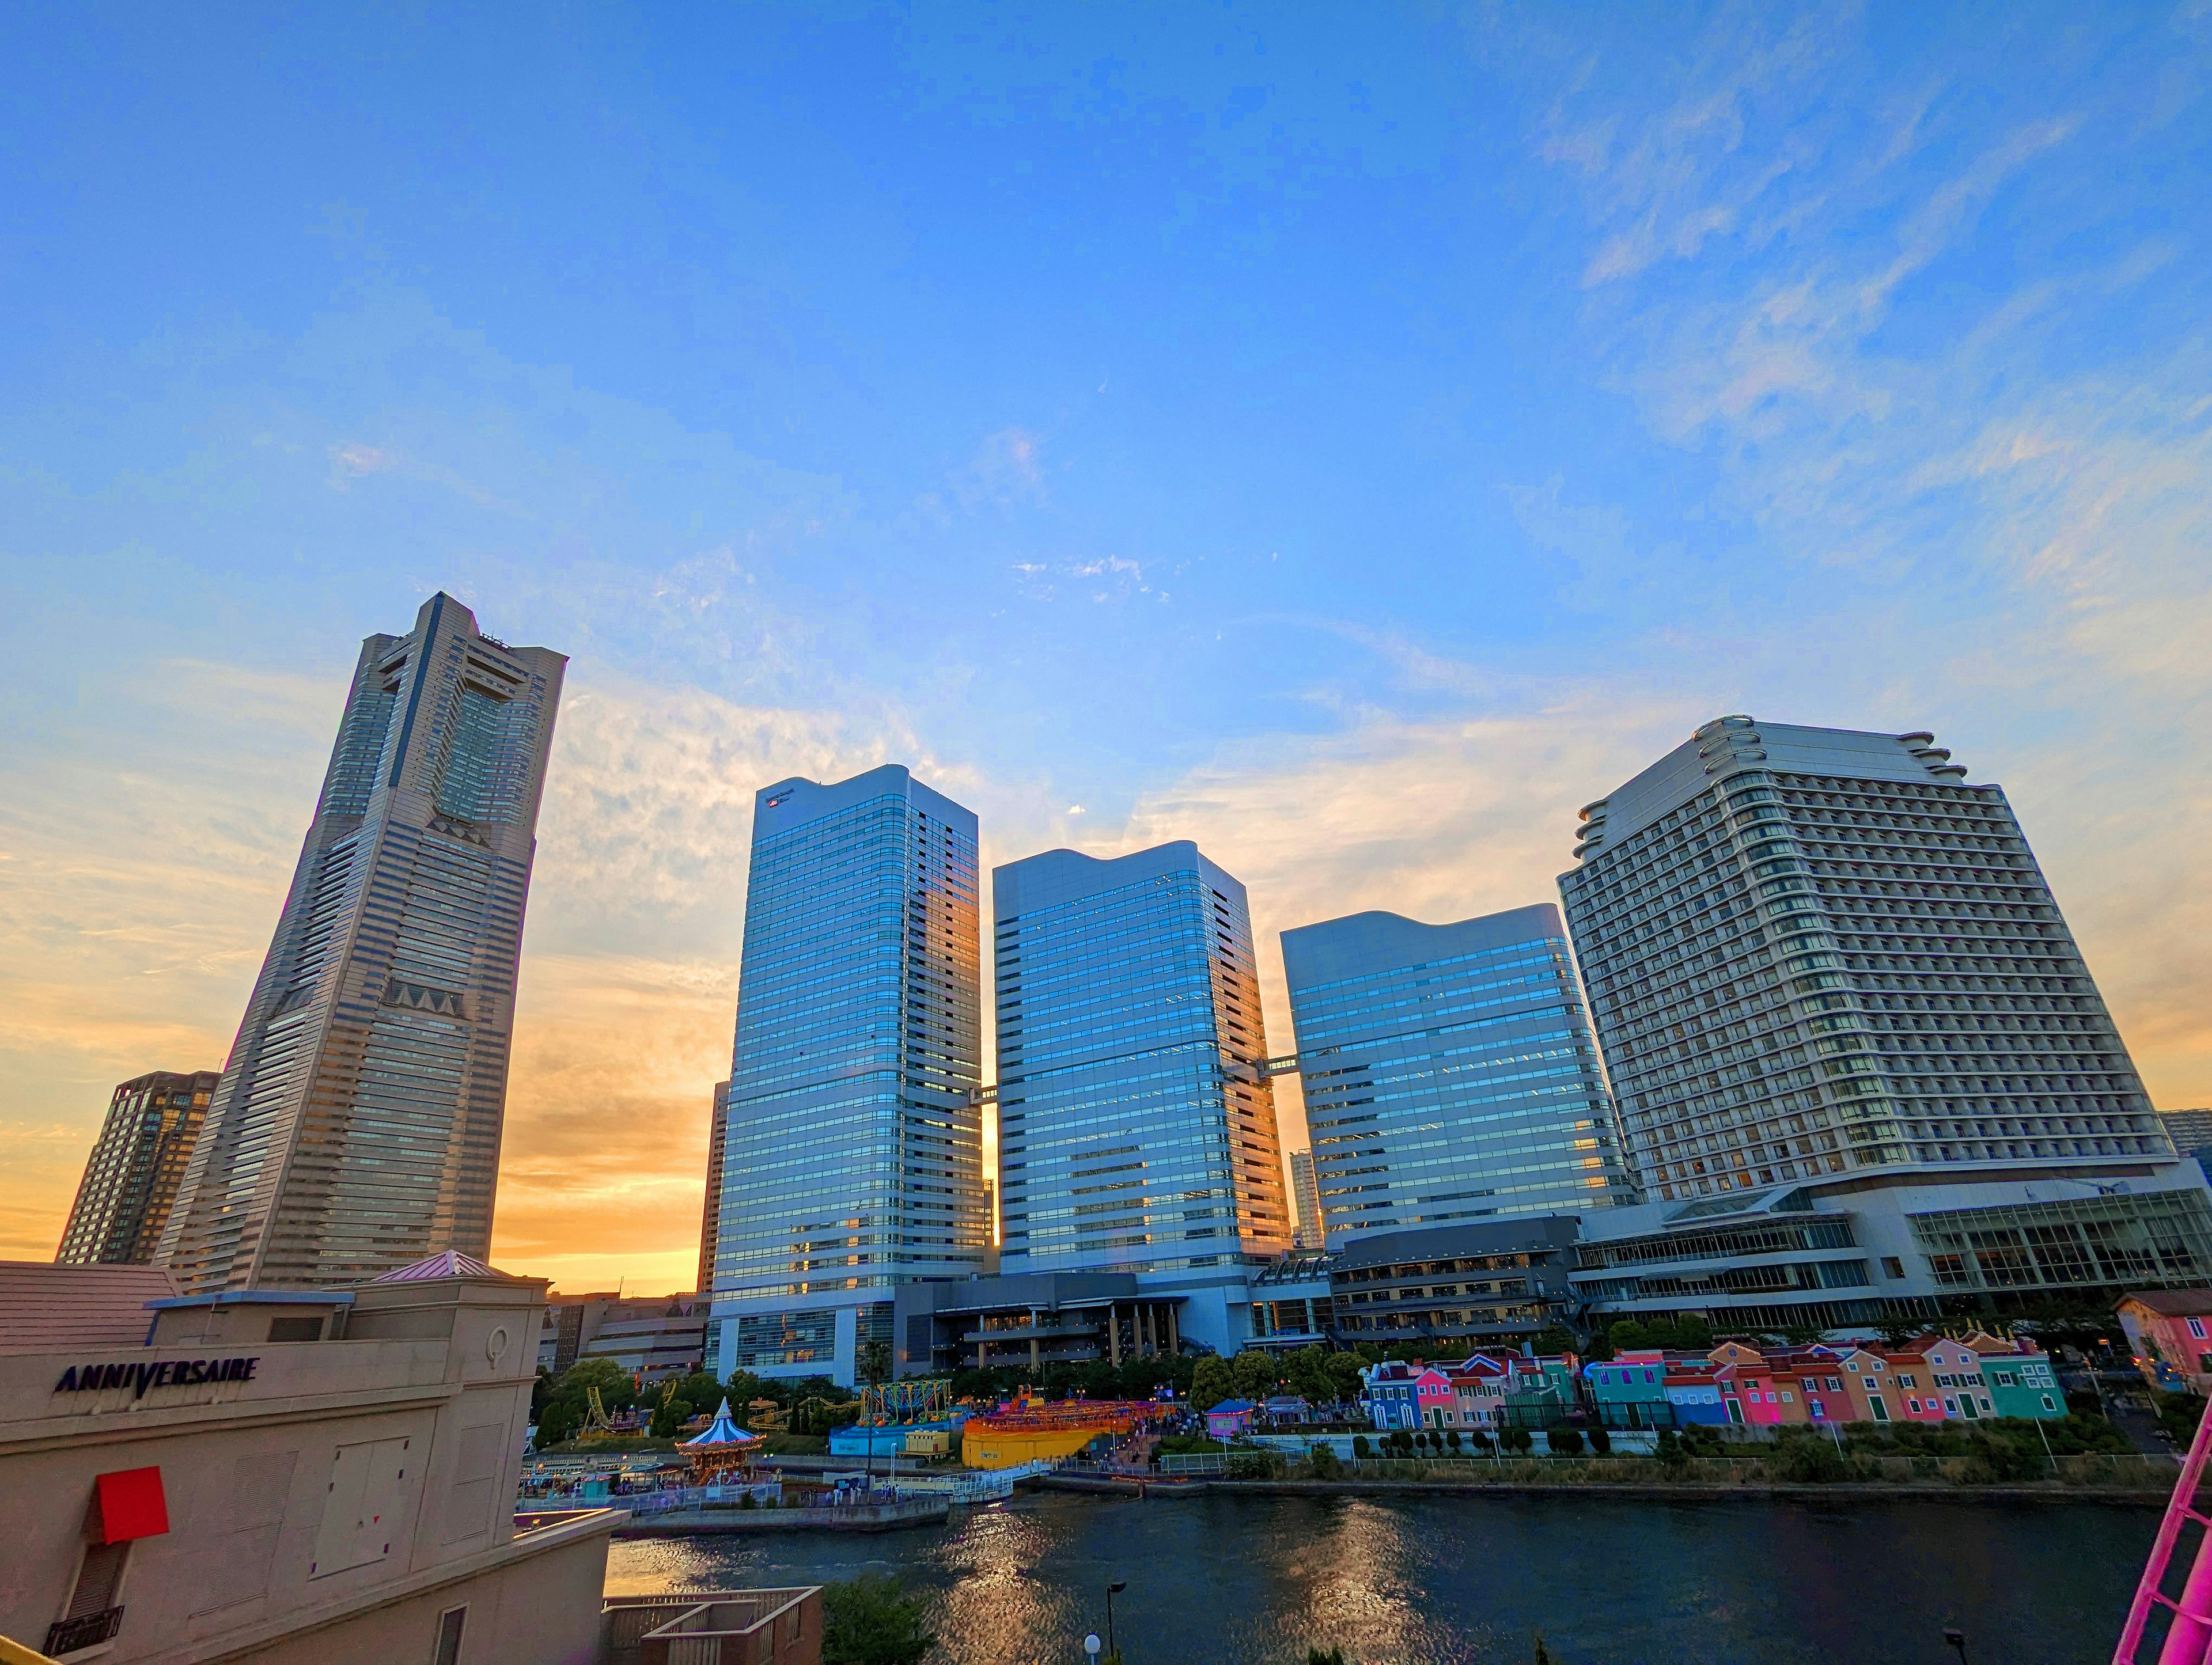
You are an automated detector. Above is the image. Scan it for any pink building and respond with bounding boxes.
[1362,1361,1455,1431]
[2118,1291,2212,1394]
[1442,1355,1511,1428]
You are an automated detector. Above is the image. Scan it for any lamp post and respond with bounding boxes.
[1084,1635,1101,1662]
[1944,1626,1970,1663]
[1106,1580,1127,1659]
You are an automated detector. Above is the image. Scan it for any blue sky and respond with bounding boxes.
[5,3,2209,1288]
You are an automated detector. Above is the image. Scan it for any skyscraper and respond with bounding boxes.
[709,766,988,1385]
[1288,1148,1324,1249]
[56,1070,219,1265]
[698,1080,729,1296]
[158,594,565,1292]
[1281,905,1633,1246]
[1559,716,2212,1325]
[994,841,1290,1349]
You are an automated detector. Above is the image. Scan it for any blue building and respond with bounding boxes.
[708,765,989,1385]
[994,842,1292,1352]
[1280,904,1634,1246]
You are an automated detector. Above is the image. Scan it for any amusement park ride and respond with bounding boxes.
[2118,1398,2212,1663]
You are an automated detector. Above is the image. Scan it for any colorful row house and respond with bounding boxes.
[1362,1353,1581,1432]
[1582,1333,2062,1428]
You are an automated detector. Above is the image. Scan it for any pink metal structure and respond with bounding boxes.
[2116,1396,2212,1663]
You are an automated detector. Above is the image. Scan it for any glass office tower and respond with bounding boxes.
[1281,904,1633,1246]
[710,765,988,1386]
[994,841,1291,1344]
[1289,1148,1325,1248]
[57,1070,220,1265]
[158,593,565,1291]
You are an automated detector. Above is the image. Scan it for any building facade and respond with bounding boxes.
[157,594,566,1293]
[1559,717,2212,1327]
[1281,905,1633,1244]
[0,1255,612,1665]
[992,841,1291,1351]
[1327,1215,1581,1351]
[709,767,988,1386]
[892,1271,1184,1376]
[1289,1148,1325,1249]
[56,1071,219,1266]
[699,1080,729,1298]
[536,1291,709,1384]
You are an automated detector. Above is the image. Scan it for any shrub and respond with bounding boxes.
[1959,1433,2044,1484]
[738,1491,756,1510]
[1547,1427,1584,1457]
[1653,1429,1688,1469]
[1306,1649,1349,1665]
[1499,1427,1533,1455]
[1468,1428,1493,1453]
[1446,1429,1463,1454]
[1767,1436,1850,1484]
[1309,1442,1343,1480]
[1353,1435,1372,1460]
[823,1574,935,1665]
[1585,1424,1612,1455]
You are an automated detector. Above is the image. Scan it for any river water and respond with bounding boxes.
[605,1489,2158,1664]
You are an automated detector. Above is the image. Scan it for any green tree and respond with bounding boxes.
[1191,1355,1236,1412]
[1548,1426,1584,1457]
[822,1573,935,1665]
[1309,1441,1343,1478]
[857,1340,892,1387]
[1323,1351,1368,1407]
[1528,1326,1578,1357]
[1232,1348,1281,1401]
[560,1357,638,1412]
[1306,1649,1348,1665]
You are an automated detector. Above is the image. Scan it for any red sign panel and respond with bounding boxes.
[93,1467,169,1542]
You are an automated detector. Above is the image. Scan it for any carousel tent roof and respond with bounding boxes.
[682,1397,752,1446]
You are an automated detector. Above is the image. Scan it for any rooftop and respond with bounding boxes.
[0,1261,175,1353]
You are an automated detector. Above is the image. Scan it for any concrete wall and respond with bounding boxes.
[231,1523,610,1665]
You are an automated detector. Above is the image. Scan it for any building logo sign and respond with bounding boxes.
[53,1357,260,1399]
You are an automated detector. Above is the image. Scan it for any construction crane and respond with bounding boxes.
[2116,1395,2212,1662]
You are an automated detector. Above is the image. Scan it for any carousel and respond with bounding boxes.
[680,1397,767,1485]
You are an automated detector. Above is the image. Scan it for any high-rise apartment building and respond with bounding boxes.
[1559,716,2212,1327]
[709,766,988,1385]
[1289,1148,1324,1249]
[2162,1110,2212,1155]
[158,594,565,1292]
[56,1070,220,1265]
[993,842,1290,1350]
[698,1080,729,1296]
[1281,905,1634,1247]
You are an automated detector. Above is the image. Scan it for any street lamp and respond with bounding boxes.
[1084,1636,1101,1661]
[1106,1580,1127,1659]
[1944,1627,1970,1663]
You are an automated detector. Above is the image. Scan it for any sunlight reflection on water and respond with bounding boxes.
[604,1489,2153,1664]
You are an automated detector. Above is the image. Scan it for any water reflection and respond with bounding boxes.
[605,1491,2156,1664]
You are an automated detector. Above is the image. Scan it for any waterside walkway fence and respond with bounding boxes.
[517,1460,1058,1523]
[1138,1451,2180,1487]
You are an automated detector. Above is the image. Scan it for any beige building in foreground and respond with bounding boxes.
[0,1252,613,1665]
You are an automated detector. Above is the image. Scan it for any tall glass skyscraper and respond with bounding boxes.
[57,1070,220,1265]
[709,765,988,1385]
[158,594,565,1292]
[994,842,1290,1347]
[1281,904,1633,1246]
